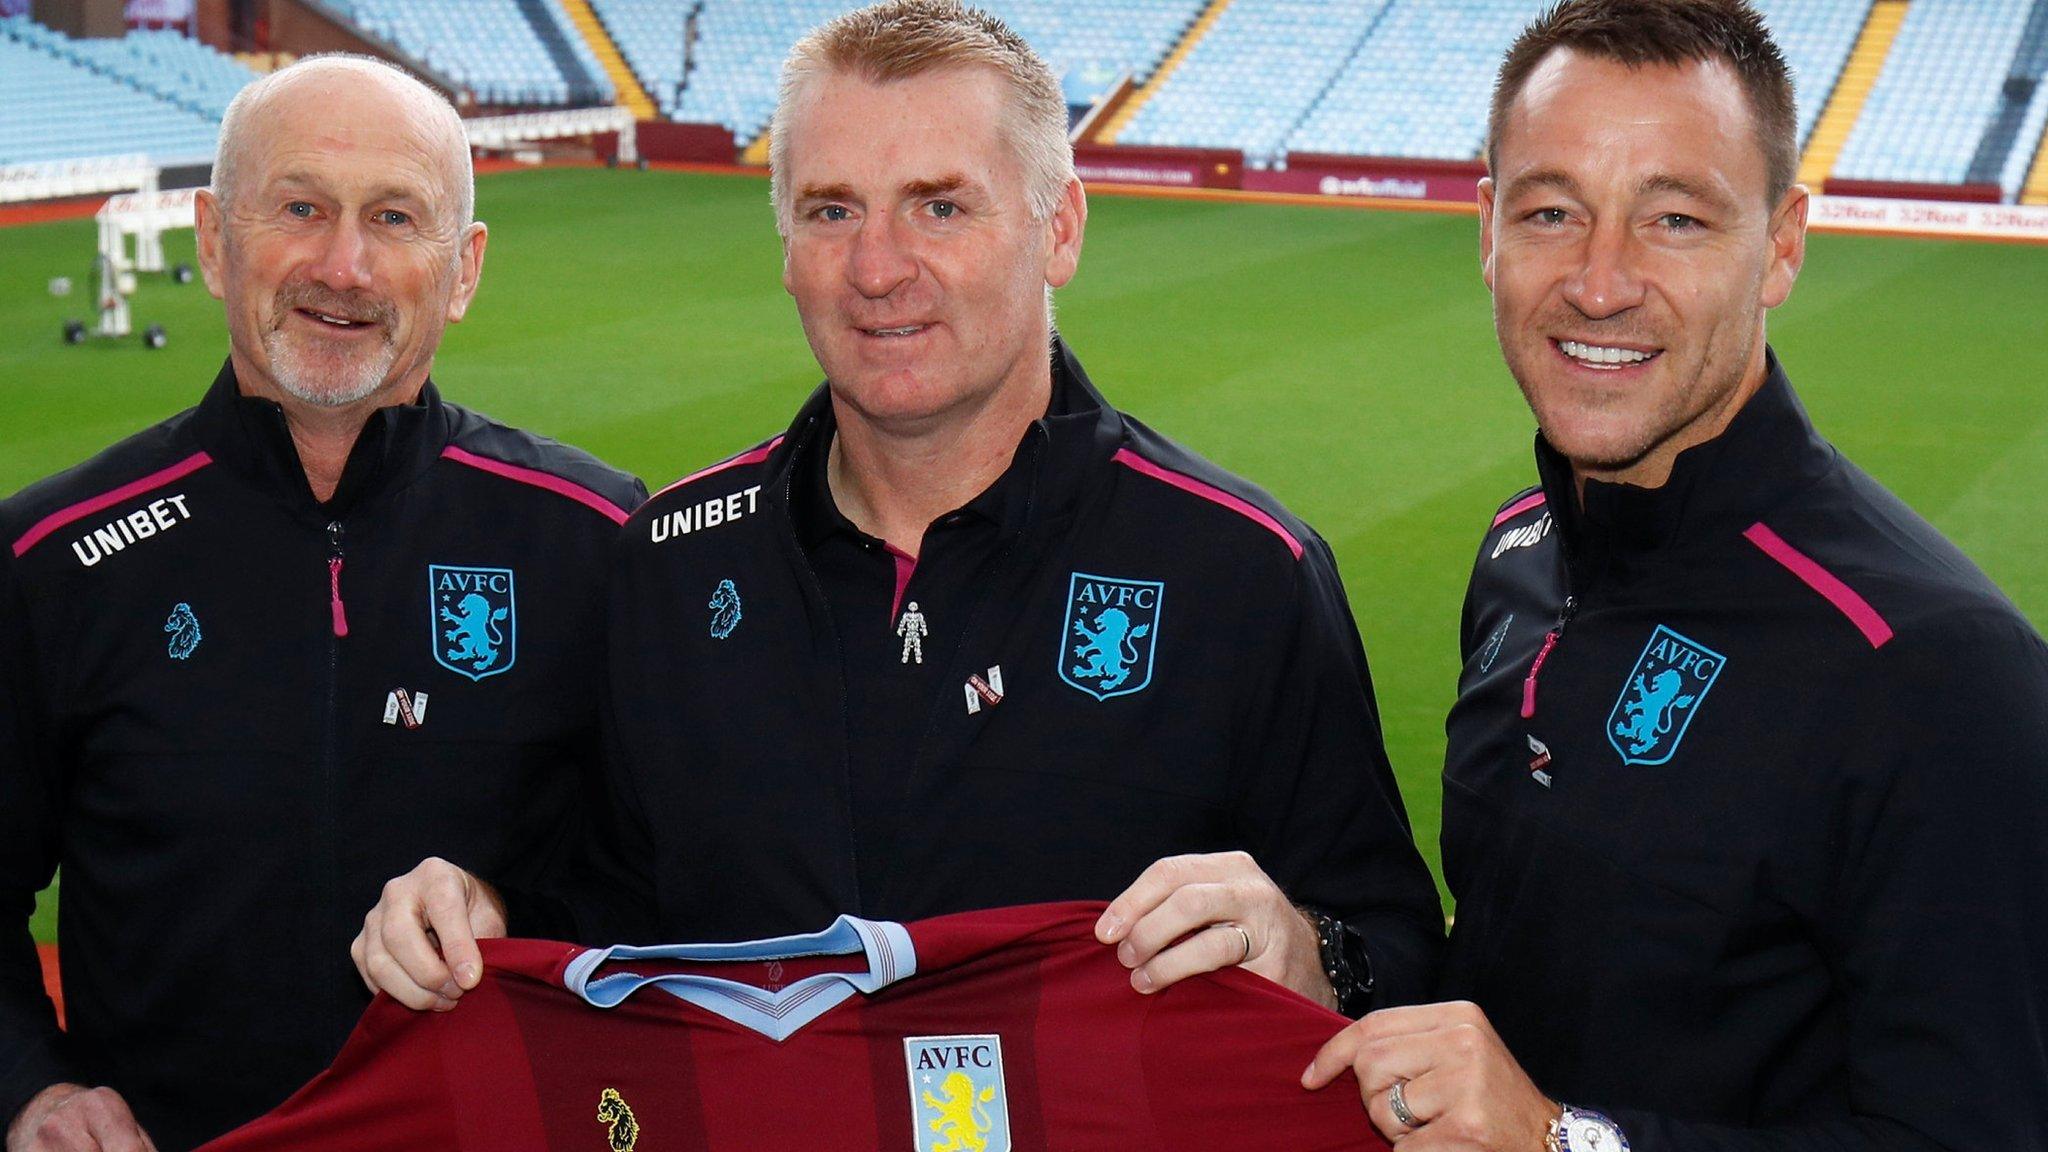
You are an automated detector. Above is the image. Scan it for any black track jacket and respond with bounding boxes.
[1443,352,2048,1150]
[529,341,1444,1008]
[0,363,645,1150]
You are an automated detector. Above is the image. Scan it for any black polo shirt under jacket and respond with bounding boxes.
[519,340,1445,1011]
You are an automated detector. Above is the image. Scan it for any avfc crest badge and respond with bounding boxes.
[429,565,516,681]
[905,1035,1009,1152]
[1059,572,1163,701]
[1608,625,1725,766]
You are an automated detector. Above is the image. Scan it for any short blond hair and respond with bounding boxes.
[769,0,1074,237]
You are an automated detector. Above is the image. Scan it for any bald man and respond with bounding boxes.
[0,56,643,1151]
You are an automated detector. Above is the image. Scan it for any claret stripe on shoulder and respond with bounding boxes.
[1111,447,1303,561]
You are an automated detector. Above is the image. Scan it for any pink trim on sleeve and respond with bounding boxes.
[652,437,786,502]
[1743,522,1894,649]
[442,446,631,525]
[1491,491,1547,528]
[11,451,214,558]
[1112,448,1304,561]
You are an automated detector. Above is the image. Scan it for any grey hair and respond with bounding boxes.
[212,54,475,226]
[768,0,1075,238]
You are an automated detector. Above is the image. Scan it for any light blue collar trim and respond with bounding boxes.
[562,916,917,1042]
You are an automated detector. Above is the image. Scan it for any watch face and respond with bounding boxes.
[1561,1111,1628,1152]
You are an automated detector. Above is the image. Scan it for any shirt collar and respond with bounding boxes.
[189,358,453,517]
[789,337,1113,549]
[1535,347,1835,561]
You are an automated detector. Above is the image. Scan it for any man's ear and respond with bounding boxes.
[1477,177,1498,294]
[444,222,489,323]
[1761,184,1808,310]
[194,189,228,301]
[1044,177,1087,289]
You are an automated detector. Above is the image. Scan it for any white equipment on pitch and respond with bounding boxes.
[94,186,198,339]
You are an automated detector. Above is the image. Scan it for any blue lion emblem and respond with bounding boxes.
[1614,669,1695,757]
[1606,625,1725,766]
[441,593,507,671]
[429,565,517,681]
[1058,573,1163,701]
[708,579,742,640]
[164,602,201,660]
[1072,608,1149,692]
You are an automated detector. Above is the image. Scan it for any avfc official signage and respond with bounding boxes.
[429,565,516,681]
[904,1035,1009,1152]
[1059,572,1163,701]
[1608,625,1726,766]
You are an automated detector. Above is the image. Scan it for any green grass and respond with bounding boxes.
[7,167,2047,939]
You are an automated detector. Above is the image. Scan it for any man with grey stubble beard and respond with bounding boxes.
[0,55,643,1151]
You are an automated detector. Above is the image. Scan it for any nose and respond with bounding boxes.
[308,216,373,293]
[846,212,918,300]
[1561,217,1645,320]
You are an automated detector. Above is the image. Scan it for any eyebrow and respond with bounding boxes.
[1636,173,1735,213]
[1505,168,1583,200]
[272,170,432,207]
[795,181,856,204]
[903,175,972,199]
[1504,168,1736,213]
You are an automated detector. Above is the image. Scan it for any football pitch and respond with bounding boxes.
[9,167,2048,940]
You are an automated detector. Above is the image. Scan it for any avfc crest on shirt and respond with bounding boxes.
[429,565,516,681]
[1059,572,1163,701]
[1608,625,1726,766]
[904,1035,1009,1152]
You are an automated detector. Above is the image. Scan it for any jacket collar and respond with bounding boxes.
[189,358,453,517]
[766,336,1127,540]
[1535,347,1835,564]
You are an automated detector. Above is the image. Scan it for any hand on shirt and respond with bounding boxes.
[1303,1000,1556,1149]
[349,856,508,1011]
[6,1084,155,1152]
[1095,850,1336,1010]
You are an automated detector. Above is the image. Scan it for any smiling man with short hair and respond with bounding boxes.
[1306,2,2048,1149]
[355,0,1442,1036]
[0,55,642,1151]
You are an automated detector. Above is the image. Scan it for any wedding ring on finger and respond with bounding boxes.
[1222,922,1252,965]
[1389,1078,1419,1129]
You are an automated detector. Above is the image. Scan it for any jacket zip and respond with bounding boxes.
[326,521,350,637]
[320,518,347,1030]
[1521,595,1577,719]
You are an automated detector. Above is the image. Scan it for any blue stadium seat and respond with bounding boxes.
[1835,0,2037,186]
[0,17,240,166]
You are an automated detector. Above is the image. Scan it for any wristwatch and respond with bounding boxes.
[1545,1104,1629,1152]
[1300,908,1373,1017]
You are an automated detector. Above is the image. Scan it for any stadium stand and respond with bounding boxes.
[326,0,613,106]
[588,0,1199,140]
[1749,0,1871,148]
[1117,0,1394,163]
[1276,0,1865,166]
[1834,0,2040,188]
[1284,0,1526,163]
[0,17,238,166]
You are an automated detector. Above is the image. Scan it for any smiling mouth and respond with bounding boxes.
[296,308,378,331]
[858,324,930,338]
[1556,338,1660,370]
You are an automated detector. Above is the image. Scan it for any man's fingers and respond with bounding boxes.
[411,876,481,991]
[361,948,454,1012]
[1130,920,1251,994]
[1362,1069,1448,1142]
[82,1091,151,1152]
[1302,1017,1438,1092]
[1115,880,1236,969]
[1096,851,1251,943]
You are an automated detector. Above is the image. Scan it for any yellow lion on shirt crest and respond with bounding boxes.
[922,1071,995,1152]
